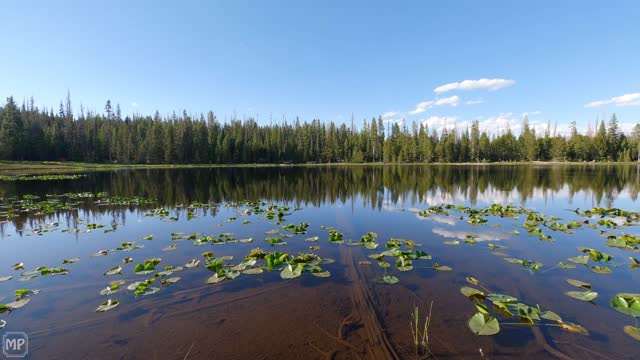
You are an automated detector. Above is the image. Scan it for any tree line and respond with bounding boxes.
[1,94,639,164]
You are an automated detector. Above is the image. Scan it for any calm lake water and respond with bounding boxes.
[1,165,639,359]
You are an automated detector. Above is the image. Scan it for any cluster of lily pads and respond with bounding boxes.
[0,174,86,182]
[0,192,157,221]
[2,198,640,346]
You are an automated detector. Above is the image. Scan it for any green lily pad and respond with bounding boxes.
[383,275,399,284]
[161,277,181,285]
[540,310,562,322]
[104,265,122,276]
[95,299,119,312]
[62,258,80,264]
[557,262,576,269]
[565,291,598,301]
[487,293,518,303]
[460,286,485,299]
[591,266,612,274]
[433,263,452,271]
[185,259,200,268]
[242,268,263,275]
[611,293,640,317]
[280,263,304,279]
[624,325,640,341]
[443,240,460,246]
[567,255,589,265]
[468,312,500,335]
[311,271,331,278]
[566,278,591,289]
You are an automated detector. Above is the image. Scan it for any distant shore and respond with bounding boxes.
[1,160,639,176]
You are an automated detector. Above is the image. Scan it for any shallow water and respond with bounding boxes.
[0,164,639,359]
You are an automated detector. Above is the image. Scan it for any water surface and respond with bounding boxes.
[1,165,639,359]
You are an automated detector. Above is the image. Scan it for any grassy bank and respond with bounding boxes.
[1,160,639,176]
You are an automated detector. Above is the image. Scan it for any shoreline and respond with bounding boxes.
[1,160,639,175]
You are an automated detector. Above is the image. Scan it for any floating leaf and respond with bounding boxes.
[566,279,591,289]
[468,312,500,335]
[567,255,589,265]
[443,240,460,246]
[311,271,331,278]
[358,260,371,265]
[161,277,181,285]
[591,266,612,274]
[557,262,576,269]
[433,263,452,271]
[611,293,640,317]
[163,244,177,251]
[487,293,518,303]
[540,311,562,322]
[207,273,226,284]
[460,286,485,299]
[558,321,588,335]
[185,259,200,268]
[104,265,122,276]
[304,236,319,242]
[6,298,30,310]
[238,238,253,243]
[62,258,80,264]
[624,325,640,341]
[242,268,263,275]
[11,263,24,271]
[383,275,399,284]
[93,250,111,257]
[123,257,133,264]
[95,299,119,312]
[565,291,598,301]
[280,263,304,279]
[466,277,480,285]
[0,276,12,282]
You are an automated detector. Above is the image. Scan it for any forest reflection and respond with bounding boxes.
[1,164,639,233]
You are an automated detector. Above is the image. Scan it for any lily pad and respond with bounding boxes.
[104,265,122,276]
[242,268,263,275]
[557,262,576,269]
[161,277,181,285]
[280,263,304,279]
[207,273,226,284]
[62,258,80,264]
[487,293,518,303]
[185,259,200,268]
[566,278,591,289]
[460,286,485,299]
[6,298,30,310]
[311,271,331,278]
[624,325,640,341]
[611,293,640,317]
[468,312,500,335]
[305,236,319,242]
[0,276,12,282]
[383,275,399,284]
[567,255,589,265]
[95,299,120,312]
[432,263,452,271]
[591,266,612,274]
[565,291,598,301]
[163,244,177,251]
[11,263,24,270]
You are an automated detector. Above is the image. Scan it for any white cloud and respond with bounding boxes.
[434,78,515,93]
[382,111,398,118]
[432,228,509,242]
[131,102,139,108]
[421,116,462,131]
[465,99,484,105]
[522,111,542,117]
[585,93,640,108]
[409,96,459,115]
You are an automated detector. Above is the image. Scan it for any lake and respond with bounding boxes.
[1,164,639,359]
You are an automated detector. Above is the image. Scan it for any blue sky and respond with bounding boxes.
[2,0,639,135]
